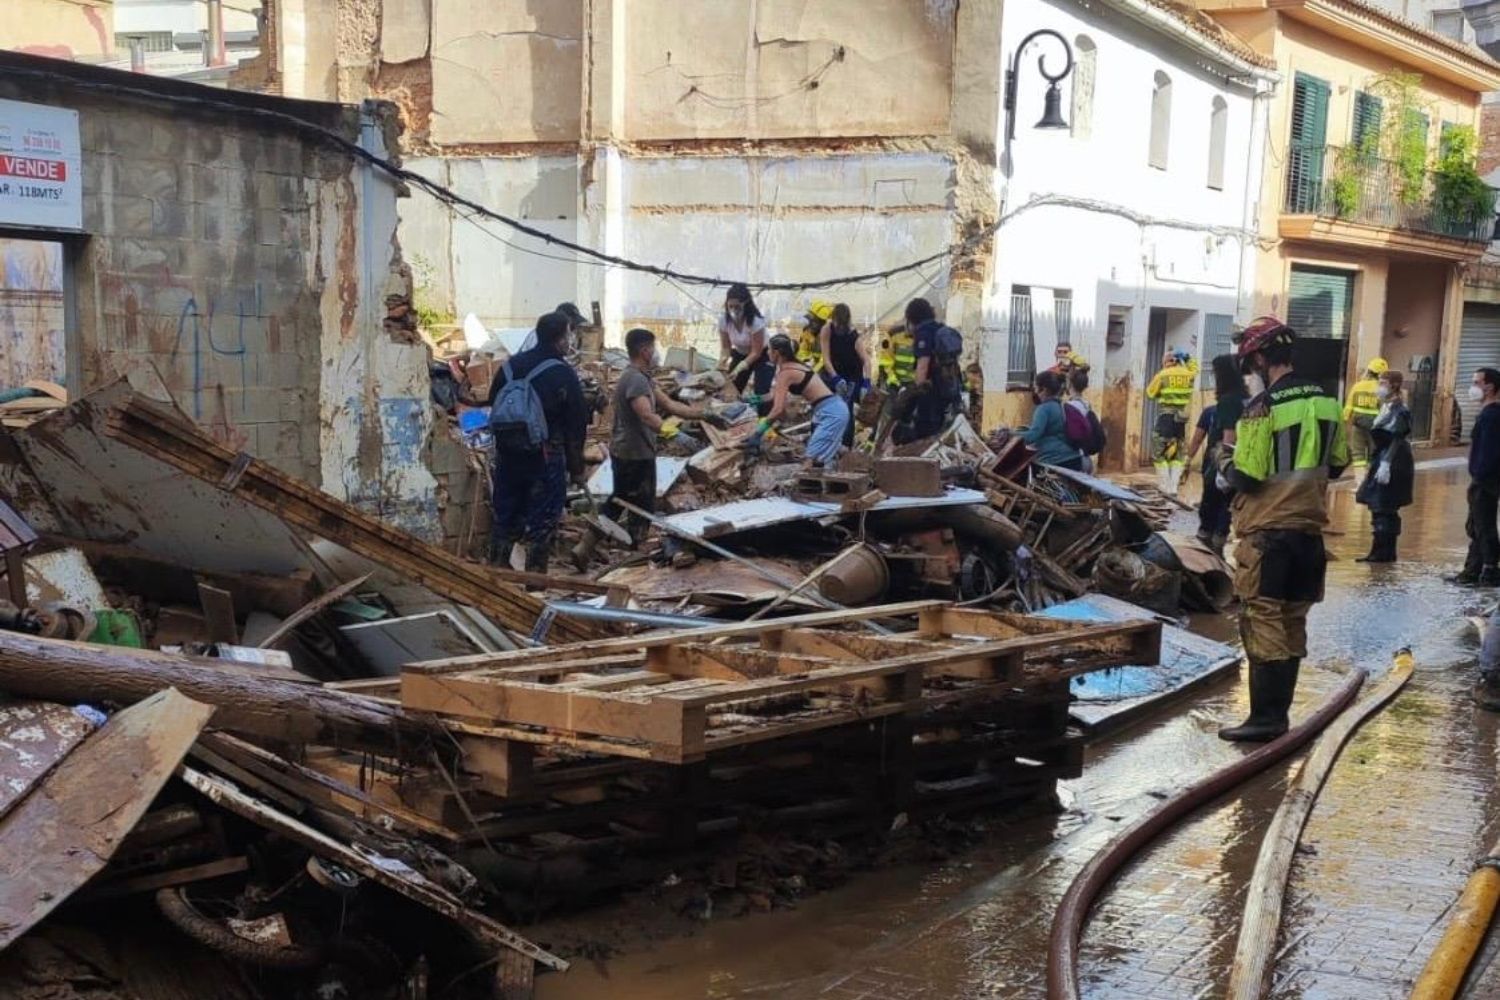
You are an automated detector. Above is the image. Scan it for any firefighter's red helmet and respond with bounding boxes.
[1233,316,1296,362]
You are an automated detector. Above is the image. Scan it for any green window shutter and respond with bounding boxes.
[1287,74,1331,211]
[1352,92,1382,154]
[1441,120,1458,157]
[1287,266,1355,340]
[1406,109,1430,151]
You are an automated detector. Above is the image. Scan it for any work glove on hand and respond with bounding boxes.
[832,377,851,400]
[1376,461,1392,485]
[743,431,764,456]
[742,392,763,407]
[727,364,746,382]
[658,416,682,441]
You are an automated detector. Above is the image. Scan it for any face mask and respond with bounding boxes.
[1244,373,1265,397]
[728,306,743,320]
[1471,384,1486,402]
[1376,384,1390,400]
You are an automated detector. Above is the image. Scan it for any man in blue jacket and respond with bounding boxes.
[1452,367,1500,587]
[487,311,587,573]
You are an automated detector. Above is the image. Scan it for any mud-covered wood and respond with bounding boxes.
[0,630,445,754]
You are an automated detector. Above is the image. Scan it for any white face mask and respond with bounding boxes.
[1471,384,1486,402]
[1244,373,1265,397]
[1376,384,1390,400]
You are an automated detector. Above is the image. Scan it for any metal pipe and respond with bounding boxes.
[1046,667,1367,1000]
[542,601,728,630]
[127,35,146,74]
[207,0,226,67]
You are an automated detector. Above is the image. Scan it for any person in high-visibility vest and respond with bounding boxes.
[1145,347,1199,495]
[1342,357,1388,471]
[877,324,917,388]
[796,301,831,371]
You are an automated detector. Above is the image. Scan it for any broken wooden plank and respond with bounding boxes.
[0,689,214,947]
[180,766,568,973]
[86,856,250,900]
[197,581,239,644]
[103,393,605,643]
[405,600,942,679]
[256,573,370,650]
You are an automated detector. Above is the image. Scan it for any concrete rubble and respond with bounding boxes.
[0,378,1238,998]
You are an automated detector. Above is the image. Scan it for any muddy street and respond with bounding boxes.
[538,462,1500,1000]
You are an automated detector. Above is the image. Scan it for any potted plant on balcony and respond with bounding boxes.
[1432,125,1496,240]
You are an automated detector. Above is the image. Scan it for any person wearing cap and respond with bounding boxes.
[745,334,850,467]
[797,301,831,373]
[1215,316,1348,742]
[1342,357,1387,472]
[1145,347,1199,495]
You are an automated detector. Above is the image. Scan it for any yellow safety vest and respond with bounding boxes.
[1146,359,1198,412]
[1343,378,1380,421]
[879,329,916,387]
[796,326,823,370]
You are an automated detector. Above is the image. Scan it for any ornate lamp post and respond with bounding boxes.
[1004,29,1076,143]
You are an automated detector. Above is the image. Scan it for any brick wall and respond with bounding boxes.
[1480,102,1500,177]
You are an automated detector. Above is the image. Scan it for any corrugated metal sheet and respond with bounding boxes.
[660,488,987,539]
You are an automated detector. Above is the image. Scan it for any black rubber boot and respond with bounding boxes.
[525,540,552,575]
[1355,538,1380,563]
[1474,673,1500,711]
[1483,567,1500,587]
[1219,659,1296,742]
[1361,532,1396,564]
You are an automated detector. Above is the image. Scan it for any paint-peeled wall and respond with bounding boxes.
[0,0,114,61]
[0,240,66,387]
[1,57,446,540]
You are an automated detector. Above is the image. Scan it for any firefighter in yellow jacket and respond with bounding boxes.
[796,301,831,372]
[1146,348,1199,495]
[1342,357,1387,470]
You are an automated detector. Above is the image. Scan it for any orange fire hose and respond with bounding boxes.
[1409,841,1500,999]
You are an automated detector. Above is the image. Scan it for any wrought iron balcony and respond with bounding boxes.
[1283,144,1498,243]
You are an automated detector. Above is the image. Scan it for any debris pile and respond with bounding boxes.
[0,382,1236,997]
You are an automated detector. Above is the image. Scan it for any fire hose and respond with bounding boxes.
[1045,666,1367,1000]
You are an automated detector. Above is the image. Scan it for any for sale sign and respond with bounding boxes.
[0,98,82,231]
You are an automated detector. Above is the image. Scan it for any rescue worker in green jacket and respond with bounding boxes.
[1146,348,1199,495]
[1342,357,1388,471]
[1215,316,1349,743]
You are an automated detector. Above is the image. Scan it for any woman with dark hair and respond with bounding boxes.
[717,283,772,398]
[819,302,869,446]
[1184,353,1245,554]
[1064,359,1096,473]
[1019,369,1084,471]
[1355,369,1414,563]
[745,334,849,467]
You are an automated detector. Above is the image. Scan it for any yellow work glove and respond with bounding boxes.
[659,416,682,440]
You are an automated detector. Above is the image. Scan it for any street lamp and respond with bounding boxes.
[1004,29,1075,143]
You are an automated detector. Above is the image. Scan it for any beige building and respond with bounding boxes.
[1,0,115,61]
[1204,0,1500,442]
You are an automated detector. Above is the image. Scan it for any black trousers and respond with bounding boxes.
[1464,480,1500,575]
[1198,464,1231,539]
[603,456,656,543]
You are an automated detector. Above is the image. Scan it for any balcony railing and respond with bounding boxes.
[1284,144,1497,243]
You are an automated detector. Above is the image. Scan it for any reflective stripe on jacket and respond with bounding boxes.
[1343,378,1380,421]
[1146,358,1199,412]
[1223,375,1349,534]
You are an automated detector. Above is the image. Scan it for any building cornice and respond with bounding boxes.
[1269,0,1500,92]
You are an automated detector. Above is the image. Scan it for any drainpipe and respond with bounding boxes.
[207,0,227,68]
[127,35,146,74]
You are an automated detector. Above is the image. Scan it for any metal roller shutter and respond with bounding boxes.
[1457,303,1500,440]
[1287,266,1354,340]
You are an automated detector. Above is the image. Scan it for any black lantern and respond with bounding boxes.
[1004,29,1076,143]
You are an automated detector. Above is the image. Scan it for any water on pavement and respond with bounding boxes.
[538,466,1500,1000]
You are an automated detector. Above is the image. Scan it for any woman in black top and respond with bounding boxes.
[1184,354,1245,554]
[818,303,868,446]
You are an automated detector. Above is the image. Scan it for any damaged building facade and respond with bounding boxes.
[239,0,1290,462]
[0,51,480,543]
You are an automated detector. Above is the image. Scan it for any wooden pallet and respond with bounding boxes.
[400,602,1160,765]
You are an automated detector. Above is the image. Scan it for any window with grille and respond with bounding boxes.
[1055,290,1073,345]
[1352,91,1382,156]
[1149,71,1172,170]
[1008,286,1035,387]
[115,31,175,53]
[1203,314,1235,365]
[1286,73,1330,212]
[1208,97,1228,190]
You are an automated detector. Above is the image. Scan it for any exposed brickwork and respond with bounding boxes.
[1480,102,1500,177]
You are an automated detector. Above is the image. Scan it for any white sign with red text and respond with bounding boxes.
[0,98,82,231]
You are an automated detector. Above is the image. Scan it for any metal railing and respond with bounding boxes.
[1008,293,1036,387]
[1284,144,1498,242]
